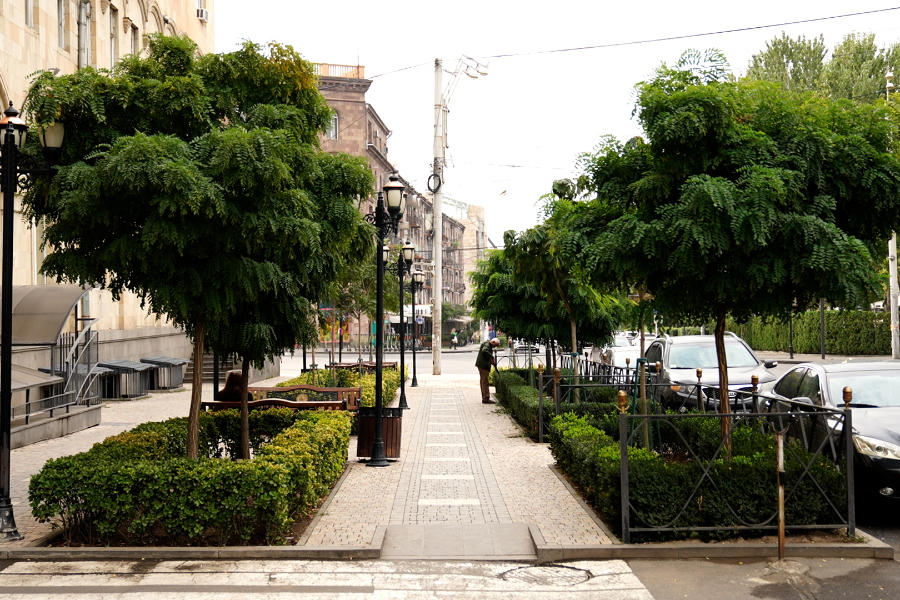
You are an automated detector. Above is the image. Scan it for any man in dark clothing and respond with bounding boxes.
[475,338,500,403]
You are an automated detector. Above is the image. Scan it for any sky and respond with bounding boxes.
[213,1,900,245]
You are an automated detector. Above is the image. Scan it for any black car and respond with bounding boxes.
[645,333,777,411]
[761,361,900,504]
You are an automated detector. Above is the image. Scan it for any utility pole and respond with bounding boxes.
[887,71,899,359]
[431,58,444,375]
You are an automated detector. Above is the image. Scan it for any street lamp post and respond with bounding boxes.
[410,270,424,387]
[363,174,404,467]
[1,102,65,541]
[386,243,414,409]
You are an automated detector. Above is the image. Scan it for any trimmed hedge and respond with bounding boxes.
[727,310,890,355]
[549,413,847,541]
[278,366,403,408]
[29,409,351,546]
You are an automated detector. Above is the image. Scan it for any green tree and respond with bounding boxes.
[22,35,374,458]
[571,67,900,435]
[745,33,827,92]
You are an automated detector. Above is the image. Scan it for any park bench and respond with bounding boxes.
[200,384,362,414]
[329,361,397,374]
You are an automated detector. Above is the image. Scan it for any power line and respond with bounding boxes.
[367,7,900,78]
[483,6,900,58]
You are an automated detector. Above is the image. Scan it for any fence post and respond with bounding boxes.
[751,374,759,413]
[553,368,561,415]
[618,391,630,544]
[843,386,856,537]
[697,368,704,413]
[537,364,545,443]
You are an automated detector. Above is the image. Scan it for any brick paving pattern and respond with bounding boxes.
[6,371,610,550]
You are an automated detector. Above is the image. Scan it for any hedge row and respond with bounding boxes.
[278,366,403,408]
[725,310,890,355]
[549,413,847,541]
[29,409,351,546]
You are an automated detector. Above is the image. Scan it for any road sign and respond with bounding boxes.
[416,316,425,324]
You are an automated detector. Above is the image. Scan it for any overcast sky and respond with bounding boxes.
[214,1,900,244]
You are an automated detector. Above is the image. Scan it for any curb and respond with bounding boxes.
[0,546,380,561]
[531,529,892,562]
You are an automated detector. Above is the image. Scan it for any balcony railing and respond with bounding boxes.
[314,63,365,79]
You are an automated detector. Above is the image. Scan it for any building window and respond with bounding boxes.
[109,6,119,67]
[57,0,66,47]
[325,113,338,140]
[25,0,34,27]
[130,24,139,55]
[77,0,92,68]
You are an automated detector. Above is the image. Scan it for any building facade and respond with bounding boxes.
[1,0,215,372]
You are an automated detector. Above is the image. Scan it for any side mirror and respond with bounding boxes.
[790,396,814,405]
[764,360,778,368]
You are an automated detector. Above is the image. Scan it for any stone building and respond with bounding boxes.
[316,65,485,349]
[1,1,214,443]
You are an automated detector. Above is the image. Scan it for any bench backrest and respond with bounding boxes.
[247,384,362,411]
[200,398,344,412]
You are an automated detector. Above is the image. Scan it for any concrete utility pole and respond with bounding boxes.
[887,71,900,359]
[428,55,489,375]
[431,58,444,375]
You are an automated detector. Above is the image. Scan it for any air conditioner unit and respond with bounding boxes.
[196,8,209,22]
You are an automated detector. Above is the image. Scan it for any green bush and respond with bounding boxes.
[29,410,351,546]
[726,310,890,355]
[549,414,847,541]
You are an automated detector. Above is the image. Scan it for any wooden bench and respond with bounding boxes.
[330,361,397,374]
[200,384,362,414]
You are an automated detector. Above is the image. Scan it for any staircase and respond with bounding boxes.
[184,353,239,384]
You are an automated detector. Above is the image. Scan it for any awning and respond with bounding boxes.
[3,285,89,346]
[13,365,64,393]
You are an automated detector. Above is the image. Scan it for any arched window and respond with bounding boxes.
[325,113,338,140]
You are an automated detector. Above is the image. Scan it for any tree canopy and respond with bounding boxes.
[561,60,900,416]
[22,35,374,457]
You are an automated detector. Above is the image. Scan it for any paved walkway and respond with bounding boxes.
[302,373,611,558]
[6,374,612,558]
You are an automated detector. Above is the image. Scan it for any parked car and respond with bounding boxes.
[514,340,541,354]
[760,361,900,504]
[645,333,777,411]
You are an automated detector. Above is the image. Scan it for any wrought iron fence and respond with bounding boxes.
[616,396,854,543]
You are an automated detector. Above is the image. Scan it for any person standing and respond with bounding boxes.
[475,338,500,404]
[451,331,458,350]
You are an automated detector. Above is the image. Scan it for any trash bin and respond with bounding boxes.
[97,359,155,399]
[356,406,403,459]
[140,356,189,390]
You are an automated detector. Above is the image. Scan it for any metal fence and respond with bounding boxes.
[617,399,855,543]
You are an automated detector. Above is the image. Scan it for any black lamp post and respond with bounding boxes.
[1,102,65,541]
[363,174,404,467]
[386,242,414,409]
[410,269,424,387]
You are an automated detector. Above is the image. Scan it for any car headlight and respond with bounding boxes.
[673,384,696,395]
[853,435,900,460]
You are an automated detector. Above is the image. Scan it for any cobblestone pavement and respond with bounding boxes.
[302,373,611,548]
[7,385,207,546]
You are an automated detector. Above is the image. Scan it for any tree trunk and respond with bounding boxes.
[186,317,206,459]
[358,313,363,362]
[714,309,732,459]
[239,355,251,460]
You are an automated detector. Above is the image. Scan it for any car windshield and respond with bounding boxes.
[668,343,759,369]
[827,371,900,407]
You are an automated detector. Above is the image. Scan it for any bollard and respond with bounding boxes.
[553,368,561,415]
[751,374,759,413]
[537,364,545,443]
[696,368,703,413]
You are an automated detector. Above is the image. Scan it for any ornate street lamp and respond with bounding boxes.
[362,173,405,467]
[410,269,425,387]
[386,242,414,409]
[1,102,65,541]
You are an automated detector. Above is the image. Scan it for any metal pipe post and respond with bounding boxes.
[0,122,22,541]
[397,255,408,410]
[410,279,418,387]
[819,298,826,359]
